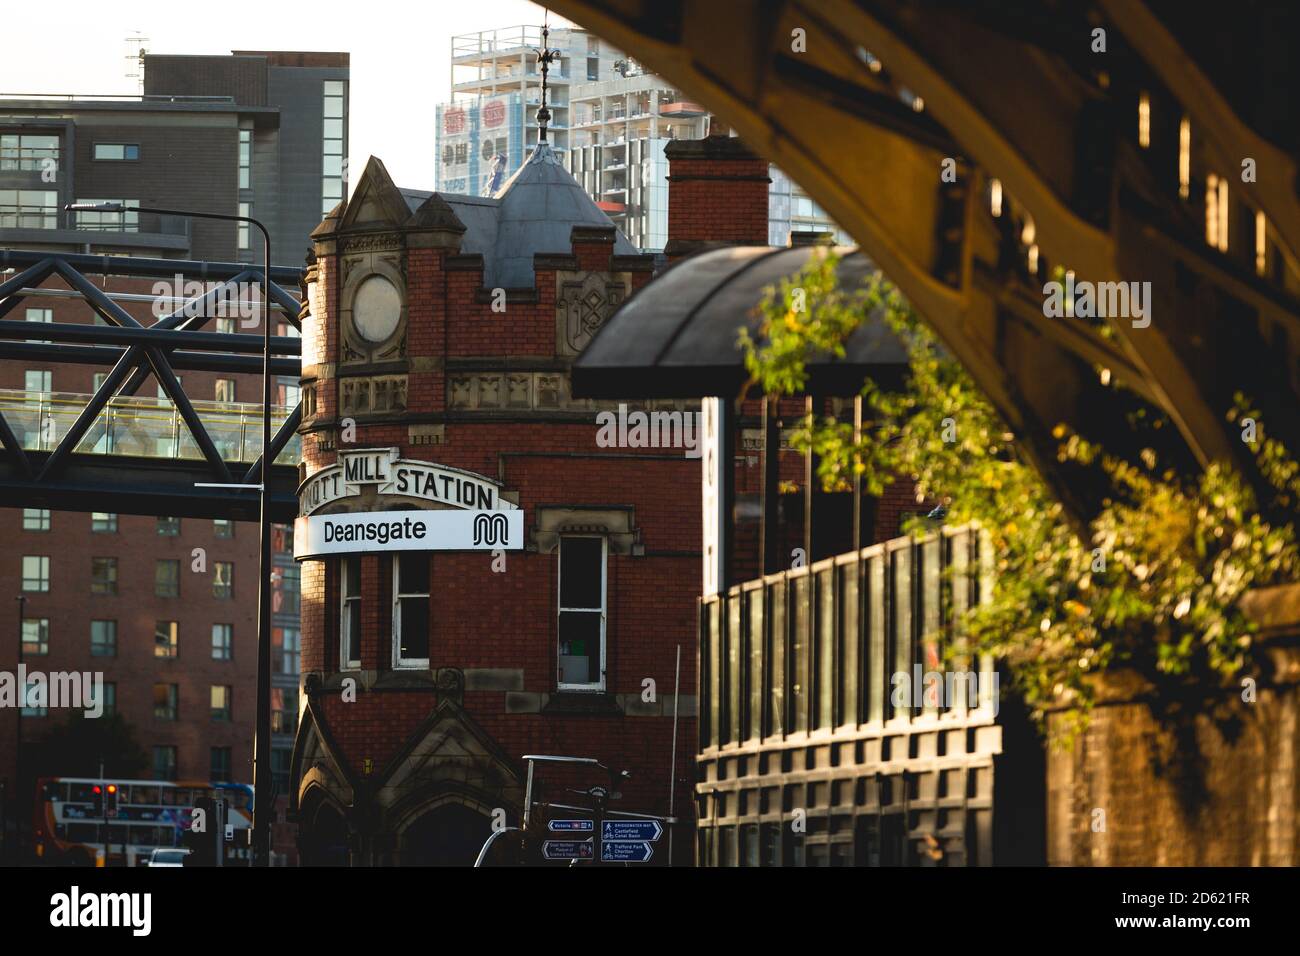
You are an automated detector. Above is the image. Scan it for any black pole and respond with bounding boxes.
[13,594,25,863]
[65,203,277,866]
[252,225,273,867]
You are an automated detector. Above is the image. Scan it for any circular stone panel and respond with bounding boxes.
[352,274,401,343]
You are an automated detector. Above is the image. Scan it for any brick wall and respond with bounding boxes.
[665,136,770,251]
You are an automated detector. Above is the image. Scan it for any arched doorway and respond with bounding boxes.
[400,803,492,867]
[301,800,350,867]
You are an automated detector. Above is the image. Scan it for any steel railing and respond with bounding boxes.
[0,388,298,464]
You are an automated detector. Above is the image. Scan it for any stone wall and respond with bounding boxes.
[1047,620,1300,866]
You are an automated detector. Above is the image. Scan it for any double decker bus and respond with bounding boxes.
[33,777,253,866]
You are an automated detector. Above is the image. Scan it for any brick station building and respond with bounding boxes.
[289,142,707,865]
[288,127,931,866]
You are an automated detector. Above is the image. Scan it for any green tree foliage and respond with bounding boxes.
[741,250,1299,738]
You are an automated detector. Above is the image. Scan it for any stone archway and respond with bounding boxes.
[300,797,350,867]
[398,802,493,867]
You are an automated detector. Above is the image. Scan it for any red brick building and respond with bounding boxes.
[289,145,705,865]
[287,127,930,865]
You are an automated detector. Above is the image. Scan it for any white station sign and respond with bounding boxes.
[299,448,517,516]
[294,509,523,559]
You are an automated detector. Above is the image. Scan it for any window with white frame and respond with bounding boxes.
[392,553,429,668]
[322,80,347,217]
[238,129,251,190]
[212,623,233,661]
[25,369,51,394]
[22,555,49,592]
[26,308,52,345]
[22,617,49,656]
[340,556,362,669]
[557,536,606,690]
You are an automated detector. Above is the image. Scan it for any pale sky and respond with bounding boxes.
[0,0,573,190]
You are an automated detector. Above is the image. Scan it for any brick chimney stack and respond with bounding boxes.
[664,134,771,261]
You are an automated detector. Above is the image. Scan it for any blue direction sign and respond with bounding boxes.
[543,839,593,860]
[601,819,663,842]
[601,840,653,863]
[548,819,594,832]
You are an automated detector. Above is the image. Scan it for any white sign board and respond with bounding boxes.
[701,397,725,597]
[294,509,523,560]
[299,448,516,516]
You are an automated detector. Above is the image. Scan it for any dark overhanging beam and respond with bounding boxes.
[0,319,301,355]
[0,340,299,376]
[549,0,1298,526]
[0,248,303,285]
[0,454,298,522]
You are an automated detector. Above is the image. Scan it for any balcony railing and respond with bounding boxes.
[0,388,299,464]
[700,524,994,751]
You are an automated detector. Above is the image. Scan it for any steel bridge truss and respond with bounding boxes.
[0,250,304,521]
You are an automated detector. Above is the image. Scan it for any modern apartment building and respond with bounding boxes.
[433,25,846,250]
[0,50,348,265]
[436,24,595,196]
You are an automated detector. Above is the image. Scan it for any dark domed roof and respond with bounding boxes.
[488,143,639,288]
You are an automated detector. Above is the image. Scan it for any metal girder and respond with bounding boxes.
[0,318,301,355]
[0,252,306,511]
[1099,0,1300,273]
[0,452,298,522]
[45,259,232,484]
[548,0,1300,522]
[242,405,303,486]
[0,340,300,377]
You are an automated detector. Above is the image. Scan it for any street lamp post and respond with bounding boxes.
[66,202,277,866]
[10,593,25,862]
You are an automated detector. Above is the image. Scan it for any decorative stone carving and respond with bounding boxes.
[506,375,531,408]
[434,667,465,706]
[340,251,408,365]
[446,371,698,415]
[339,375,407,416]
[555,270,631,357]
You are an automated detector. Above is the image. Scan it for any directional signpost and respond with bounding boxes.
[601,820,663,842]
[600,818,663,863]
[601,840,654,863]
[543,839,594,861]
[548,819,594,833]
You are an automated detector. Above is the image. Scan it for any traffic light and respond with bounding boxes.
[105,784,119,818]
[90,785,104,818]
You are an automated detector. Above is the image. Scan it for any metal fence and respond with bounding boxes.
[700,523,995,751]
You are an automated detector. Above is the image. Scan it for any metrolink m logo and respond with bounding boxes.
[473,512,510,547]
